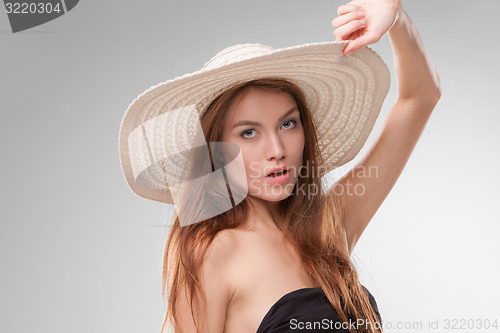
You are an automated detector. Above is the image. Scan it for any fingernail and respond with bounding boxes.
[358,11,364,17]
[360,18,366,26]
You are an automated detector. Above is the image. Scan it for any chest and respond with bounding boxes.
[223,233,318,333]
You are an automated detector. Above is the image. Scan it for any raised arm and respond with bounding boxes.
[330,0,441,255]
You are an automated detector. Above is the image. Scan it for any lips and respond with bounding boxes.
[266,166,289,177]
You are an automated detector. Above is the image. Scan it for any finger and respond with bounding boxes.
[344,29,363,42]
[337,4,361,15]
[333,18,366,41]
[343,32,379,56]
[332,9,365,29]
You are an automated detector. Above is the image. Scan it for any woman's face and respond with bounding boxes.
[221,86,305,202]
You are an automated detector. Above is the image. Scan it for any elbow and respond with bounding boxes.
[427,69,442,106]
[398,88,441,110]
[421,88,441,111]
[428,90,441,112]
[398,73,442,108]
[431,70,442,103]
[427,85,441,108]
[411,73,442,109]
[422,69,442,107]
[404,68,443,107]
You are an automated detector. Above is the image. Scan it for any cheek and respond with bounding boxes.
[289,129,305,156]
[241,147,260,177]
[222,142,256,195]
[298,132,305,150]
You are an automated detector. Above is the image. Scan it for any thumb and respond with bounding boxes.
[343,33,378,56]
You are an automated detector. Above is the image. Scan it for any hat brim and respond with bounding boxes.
[119,41,390,204]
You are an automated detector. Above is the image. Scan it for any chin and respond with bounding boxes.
[248,186,294,202]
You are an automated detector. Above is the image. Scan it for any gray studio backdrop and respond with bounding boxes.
[1,1,499,332]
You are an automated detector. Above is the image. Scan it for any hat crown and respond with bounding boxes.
[202,43,273,71]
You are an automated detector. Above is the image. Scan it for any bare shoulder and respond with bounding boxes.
[203,229,242,298]
[174,229,240,333]
[207,228,241,264]
[205,228,260,303]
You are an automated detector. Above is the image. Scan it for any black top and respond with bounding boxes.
[256,285,381,332]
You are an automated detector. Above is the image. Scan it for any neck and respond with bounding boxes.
[245,196,283,231]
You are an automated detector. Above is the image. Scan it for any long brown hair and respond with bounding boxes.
[161,78,382,333]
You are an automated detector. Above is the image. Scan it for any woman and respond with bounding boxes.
[118,0,440,332]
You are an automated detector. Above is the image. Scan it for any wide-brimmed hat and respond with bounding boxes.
[118,41,390,205]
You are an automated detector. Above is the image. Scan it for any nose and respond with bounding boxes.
[265,132,286,161]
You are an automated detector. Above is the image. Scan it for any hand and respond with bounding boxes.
[332,0,401,56]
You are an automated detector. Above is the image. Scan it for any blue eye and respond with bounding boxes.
[240,129,256,139]
[240,119,298,139]
[282,119,297,129]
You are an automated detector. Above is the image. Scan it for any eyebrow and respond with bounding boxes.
[232,107,299,129]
